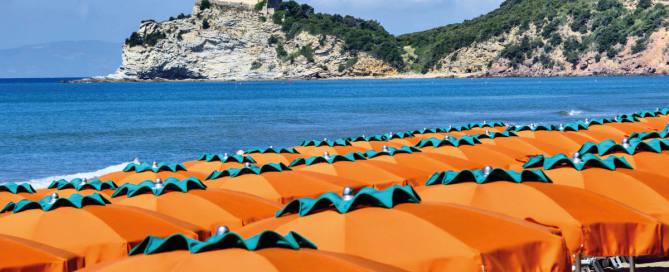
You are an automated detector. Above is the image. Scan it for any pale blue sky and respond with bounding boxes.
[0,0,503,49]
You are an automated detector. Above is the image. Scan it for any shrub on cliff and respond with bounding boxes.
[124,31,166,47]
[255,0,267,11]
[399,0,668,71]
[272,1,404,70]
[200,0,211,10]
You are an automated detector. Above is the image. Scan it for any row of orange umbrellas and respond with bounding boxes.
[2,108,669,271]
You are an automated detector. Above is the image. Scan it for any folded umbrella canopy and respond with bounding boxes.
[110,178,280,237]
[416,136,520,169]
[639,114,669,131]
[243,147,302,165]
[617,149,669,176]
[100,162,191,185]
[289,153,412,189]
[364,147,459,183]
[0,193,200,266]
[182,153,254,180]
[239,186,570,271]
[475,132,557,160]
[26,178,118,201]
[83,231,403,272]
[600,120,657,135]
[207,168,362,203]
[0,233,84,272]
[424,168,551,185]
[629,125,669,141]
[349,139,405,151]
[576,123,630,142]
[537,167,669,251]
[294,139,368,157]
[0,182,36,207]
[514,128,600,154]
[417,182,666,257]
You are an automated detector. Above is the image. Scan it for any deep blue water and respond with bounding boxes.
[1,76,668,184]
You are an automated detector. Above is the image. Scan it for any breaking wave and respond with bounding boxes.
[26,160,135,189]
[558,110,583,116]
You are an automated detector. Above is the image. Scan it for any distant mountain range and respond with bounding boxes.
[0,41,121,78]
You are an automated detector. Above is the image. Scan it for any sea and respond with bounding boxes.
[1,76,668,186]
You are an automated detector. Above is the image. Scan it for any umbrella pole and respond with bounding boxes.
[574,254,581,272]
[628,256,635,272]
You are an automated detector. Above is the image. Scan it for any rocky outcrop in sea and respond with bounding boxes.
[89,2,397,82]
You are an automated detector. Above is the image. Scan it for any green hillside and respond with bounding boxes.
[398,0,668,72]
[272,1,405,69]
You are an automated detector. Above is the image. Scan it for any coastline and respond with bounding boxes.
[69,71,669,84]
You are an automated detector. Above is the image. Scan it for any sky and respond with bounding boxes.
[0,0,504,49]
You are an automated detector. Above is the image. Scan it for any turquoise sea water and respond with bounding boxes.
[1,76,668,184]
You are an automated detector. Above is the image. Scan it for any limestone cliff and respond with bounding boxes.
[101,2,396,81]
[430,24,669,77]
[401,0,669,78]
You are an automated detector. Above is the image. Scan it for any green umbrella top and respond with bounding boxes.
[473,130,517,140]
[425,167,551,185]
[407,128,445,134]
[198,153,256,163]
[48,178,117,191]
[363,146,421,159]
[1,193,110,214]
[414,135,481,148]
[276,185,421,217]
[466,121,506,129]
[578,138,669,156]
[0,182,36,194]
[289,152,366,167]
[629,125,669,141]
[523,153,633,171]
[300,138,351,147]
[112,177,206,198]
[206,163,292,180]
[244,147,299,154]
[129,231,317,256]
[123,162,187,173]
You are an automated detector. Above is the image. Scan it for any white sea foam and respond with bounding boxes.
[559,110,583,116]
[26,161,134,189]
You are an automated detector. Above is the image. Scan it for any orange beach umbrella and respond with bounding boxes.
[112,189,281,237]
[291,160,410,189]
[417,182,666,257]
[0,233,84,272]
[208,171,362,203]
[83,248,404,272]
[0,195,200,266]
[240,201,569,271]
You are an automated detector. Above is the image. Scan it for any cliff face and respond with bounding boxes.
[106,3,396,81]
[401,0,669,78]
[430,25,669,77]
[101,0,669,81]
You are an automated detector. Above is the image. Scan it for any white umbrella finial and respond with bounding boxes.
[215,225,230,236]
[483,166,493,176]
[154,178,163,189]
[342,187,354,201]
[49,193,59,204]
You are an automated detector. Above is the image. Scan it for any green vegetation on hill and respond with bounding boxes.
[399,0,668,72]
[272,1,405,69]
[125,31,166,47]
[124,0,668,73]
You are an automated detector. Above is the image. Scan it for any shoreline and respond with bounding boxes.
[68,71,669,84]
